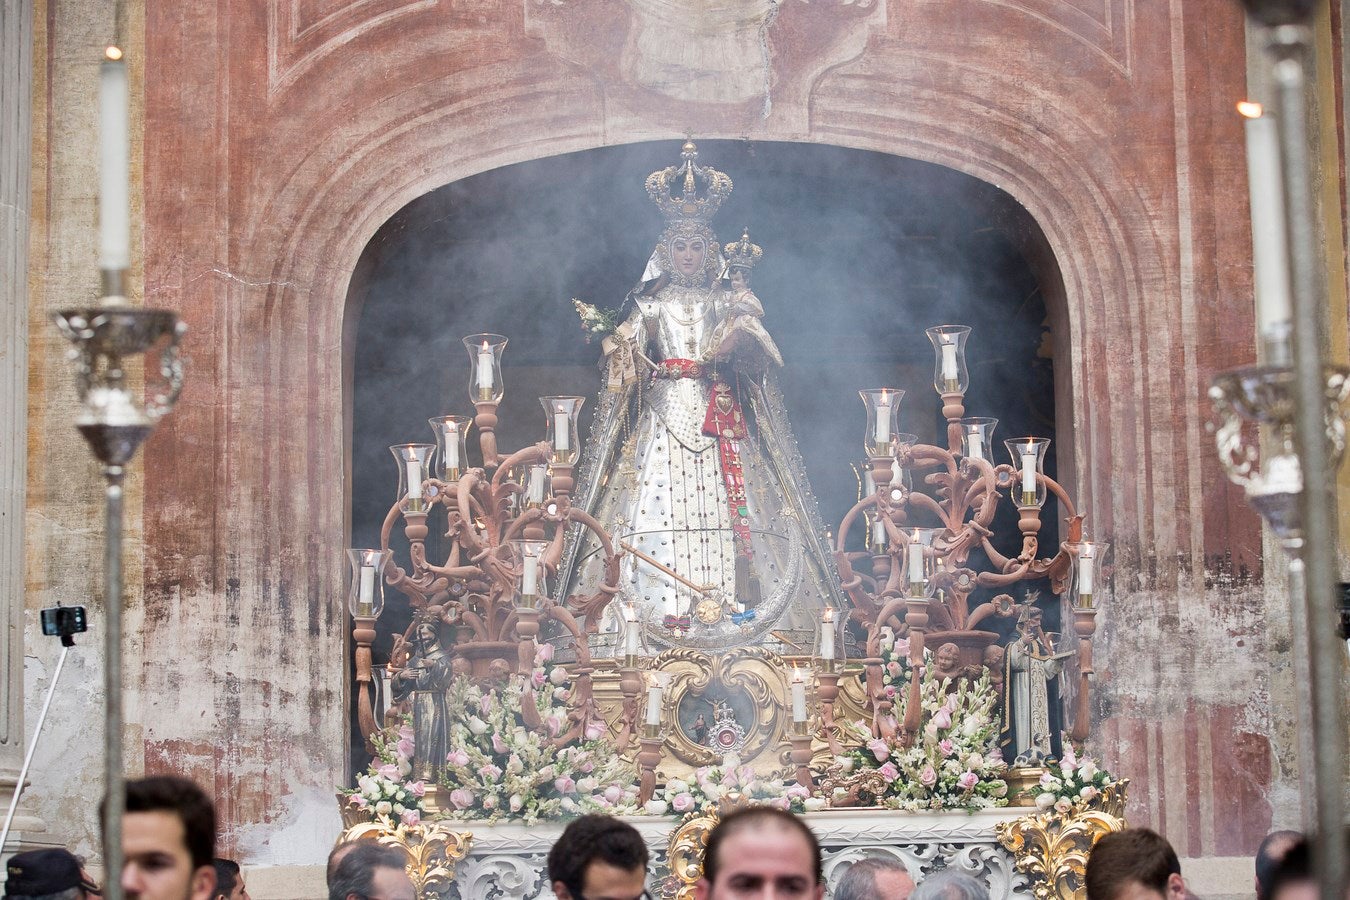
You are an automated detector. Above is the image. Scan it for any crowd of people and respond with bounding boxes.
[0,774,1340,899]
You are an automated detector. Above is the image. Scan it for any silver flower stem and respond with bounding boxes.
[102,464,125,900]
[1269,22,1347,898]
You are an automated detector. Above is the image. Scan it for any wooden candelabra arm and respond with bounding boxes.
[790,732,814,787]
[941,390,966,452]
[817,671,844,757]
[353,615,379,750]
[474,400,500,467]
[637,734,663,804]
[1069,607,1098,743]
[491,443,550,493]
[615,667,643,754]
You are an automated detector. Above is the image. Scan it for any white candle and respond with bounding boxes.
[554,411,570,452]
[791,671,808,723]
[358,564,375,610]
[1241,106,1293,336]
[528,466,546,504]
[908,537,924,582]
[820,610,835,661]
[645,683,663,726]
[1078,555,1095,596]
[444,425,460,469]
[1020,447,1037,495]
[1263,453,1302,493]
[521,554,538,596]
[625,612,640,657]
[968,430,984,461]
[405,458,423,500]
[872,518,886,549]
[873,393,891,446]
[940,340,959,380]
[99,52,131,272]
[476,342,493,390]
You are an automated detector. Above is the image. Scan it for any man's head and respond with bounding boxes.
[1265,832,1350,900]
[834,857,915,900]
[1256,830,1302,900]
[101,775,217,900]
[327,843,414,900]
[547,814,650,900]
[211,859,249,900]
[910,872,990,900]
[695,805,823,900]
[3,847,101,899]
[1084,829,1184,900]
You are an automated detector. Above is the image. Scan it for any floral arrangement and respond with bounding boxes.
[343,716,428,827]
[572,299,621,343]
[438,645,640,824]
[642,754,824,817]
[1029,743,1117,813]
[848,647,1010,812]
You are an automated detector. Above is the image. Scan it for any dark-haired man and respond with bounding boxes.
[547,813,650,900]
[211,858,250,900]
[1084,828,1186,900]
[3,847,101,898]
[328,843,414,900]
[695,805,824,900]
[102,775,218,900]
[1256,830,1302,900]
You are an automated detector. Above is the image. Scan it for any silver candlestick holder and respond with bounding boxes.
[52,294,184,900]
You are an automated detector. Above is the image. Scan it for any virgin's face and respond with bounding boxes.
[671,237,707,277]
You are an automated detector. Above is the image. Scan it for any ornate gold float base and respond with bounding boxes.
[336,819,474,899]
[995,779,1129,900]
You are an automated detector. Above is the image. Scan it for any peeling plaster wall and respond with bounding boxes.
[21,0,1338,870]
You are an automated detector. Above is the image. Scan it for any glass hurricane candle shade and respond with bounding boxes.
[346,548,393,618]
[860,388,904,457]
[901,526,939,595]
[511,539,550,607]
[390,443,435,513]
[429,415,472,481]
[958,417,998,463]
[541,396,584,465]
[463,333,507,404]
[1004,437,1051,508]
[926,325,972,395]
[524,463,549,508]
[1066,541,1109,608]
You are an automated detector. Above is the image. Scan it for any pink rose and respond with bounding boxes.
[939,739,955,757]
[396,738,415,759]
[448,788,475,810]
[535,643,555,663]
[886,661,902,678]
[546,715,563,737]
[532,670,548,688]
[584,719,606,741]
[398,724,414,741]
[478,764,502,779]
[671,792,694,813]
[348,794,368,809]
[878,762,900,783]
[957,771,978,791]
[868,739,890,763]
[1039,771,1056,786]
[405,781,426,798]
[604,785,623,804]
[580,760,595,774]
[492,734,508,754]
[920,765,937,787]
[478,694,492,716]
[770,797,790,811]
[446,749,470,767]
[400,809,421,826]
[377,763,400,781]
[555,776,576,794]
[884,685,897,700]
[894,638,910,657]
[1060,746,1078,770]
[930,708,953,731]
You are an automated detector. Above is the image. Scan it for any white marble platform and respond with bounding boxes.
[451,808,1033,899]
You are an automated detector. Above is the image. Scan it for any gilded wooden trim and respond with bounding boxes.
[994,779,1129,900]
[338,820,473,899]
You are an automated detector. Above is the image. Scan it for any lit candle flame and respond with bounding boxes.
[822,607,834,624]
[481,339,490,350]
[1237,100,1264,120]
[792,664,804,683]
[105,45,123,61]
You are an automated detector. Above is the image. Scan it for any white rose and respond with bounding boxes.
[468,716,489,735]
[375,801,393,816]
[667,779,690,794]
[577,777,598,793]
[550,667,569,685]
[803,798,826,811]
[1078,762,1098,781]
[833,755,855,774]
[645,800,669,815]
[1035,792,1056,811]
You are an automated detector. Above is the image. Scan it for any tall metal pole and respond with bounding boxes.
[102,465,125,900]
[1268,20,1348,899]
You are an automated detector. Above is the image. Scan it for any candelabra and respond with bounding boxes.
[53,300,186,900]
[836,326,1097,752]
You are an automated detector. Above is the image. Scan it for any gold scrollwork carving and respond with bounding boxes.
[994,779,1130,900]
[338,820,474,899]
[819,766,889,808]
[663,806,722,900]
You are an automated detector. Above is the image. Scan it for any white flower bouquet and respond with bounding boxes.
[643,753,823,818]
[342,716,428,827]
[572,299,621,344]
[439,645,639,823]
[1029,742,1117,813]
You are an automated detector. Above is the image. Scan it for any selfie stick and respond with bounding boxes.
[0,642,72,851]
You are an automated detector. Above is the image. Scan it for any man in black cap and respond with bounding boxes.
[4,847,101,898]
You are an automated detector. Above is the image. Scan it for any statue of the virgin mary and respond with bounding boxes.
[557,141,844,652]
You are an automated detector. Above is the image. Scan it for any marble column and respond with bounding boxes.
[0,0,43,847]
